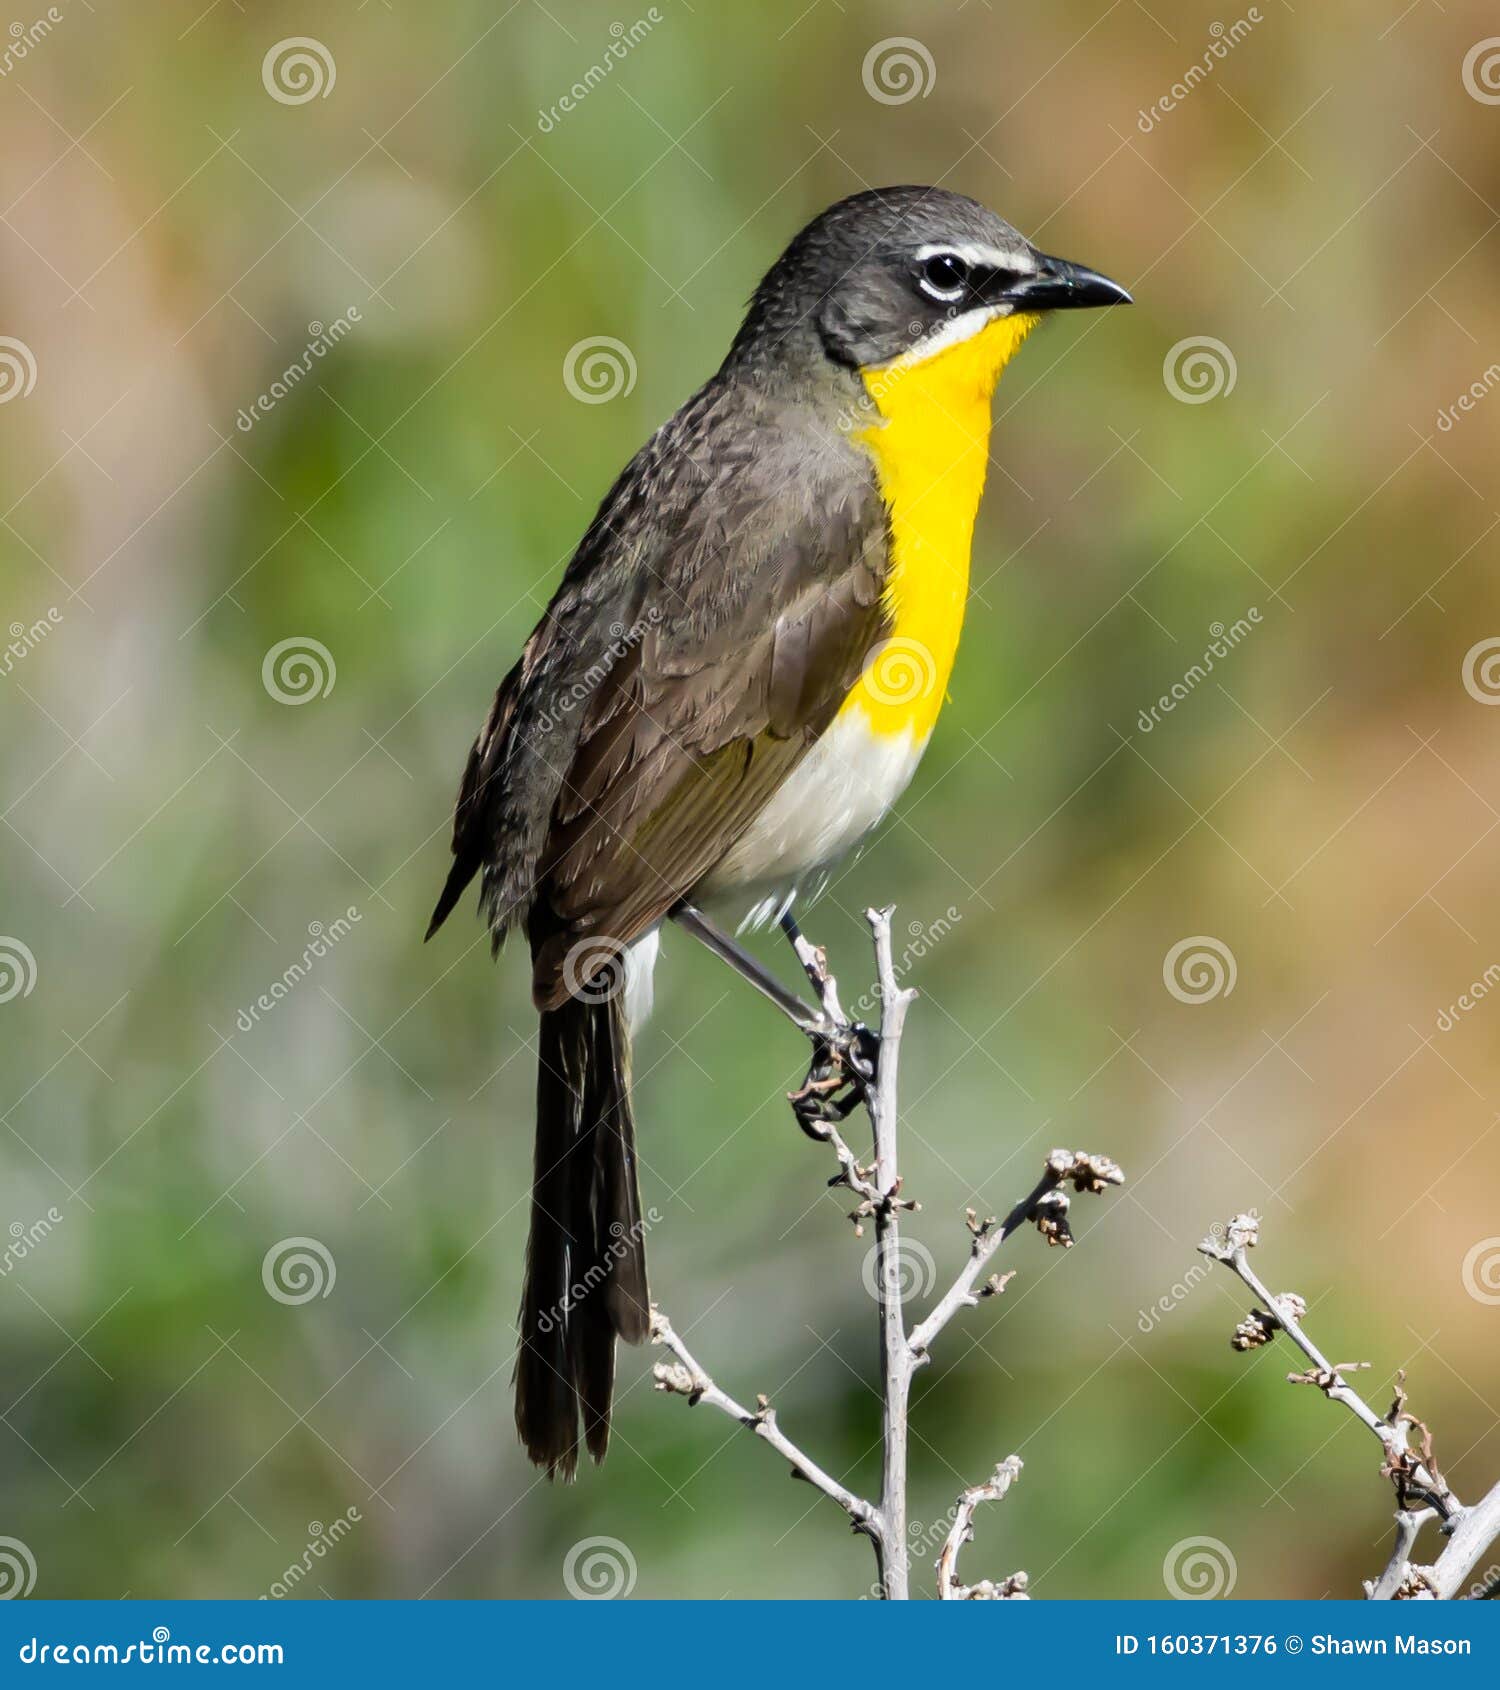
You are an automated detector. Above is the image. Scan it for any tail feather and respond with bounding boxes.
[515,989,649,1478]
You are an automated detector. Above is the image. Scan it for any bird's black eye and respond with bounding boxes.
[918,252,970,303]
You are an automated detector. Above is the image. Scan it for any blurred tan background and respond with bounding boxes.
[3,0,1500,1600]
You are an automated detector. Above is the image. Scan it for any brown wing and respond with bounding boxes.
[528,500,888,1007]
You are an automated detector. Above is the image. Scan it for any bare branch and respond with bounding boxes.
[909,1150,1124,1359]
[1198,1213,1456,1521]
[1201,1211,1500,1600]
[649,1310,881,1540]
[937,1455,1030,1600]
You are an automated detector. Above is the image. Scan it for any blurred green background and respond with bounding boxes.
[3,0,1500,1601]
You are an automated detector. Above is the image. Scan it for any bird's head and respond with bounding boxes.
[729,185,1130,382]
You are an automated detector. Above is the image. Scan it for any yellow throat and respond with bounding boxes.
[845,310,1041,739]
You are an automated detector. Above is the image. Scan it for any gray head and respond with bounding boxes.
[727,185,1129,376]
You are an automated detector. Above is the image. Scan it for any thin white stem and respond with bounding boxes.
[1202,1213,1500,1600]
[910,1150,1122,1359]
[867,905,916,1601]
[937,1455,1029,1600]
[650,1312,881,1540]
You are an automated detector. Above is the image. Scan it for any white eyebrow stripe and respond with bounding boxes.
[913,241,1029,271]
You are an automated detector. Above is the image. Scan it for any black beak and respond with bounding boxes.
[1009,252,1132,311]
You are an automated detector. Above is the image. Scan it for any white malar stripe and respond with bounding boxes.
[878,303,1011,373]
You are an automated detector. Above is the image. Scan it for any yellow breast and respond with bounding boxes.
[843,311,1040,739]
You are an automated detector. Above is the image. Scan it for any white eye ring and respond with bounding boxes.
[917,250,970,304]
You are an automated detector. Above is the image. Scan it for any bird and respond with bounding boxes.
[427,185,1130,1478]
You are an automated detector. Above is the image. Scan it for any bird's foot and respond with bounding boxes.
[789,1020,879,1139]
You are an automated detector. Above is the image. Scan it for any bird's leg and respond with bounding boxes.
[670,903,826,1036]
[777,910,880,1133]
[671,902,875,1139]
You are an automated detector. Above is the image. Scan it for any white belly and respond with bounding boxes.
[699,710,929,921]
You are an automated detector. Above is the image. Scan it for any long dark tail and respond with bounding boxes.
[515,989,649,1478]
